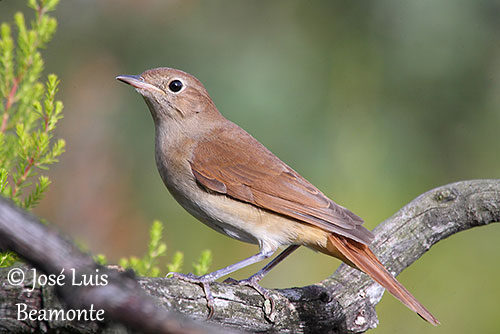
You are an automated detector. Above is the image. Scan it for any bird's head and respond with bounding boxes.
[116,67,218,125]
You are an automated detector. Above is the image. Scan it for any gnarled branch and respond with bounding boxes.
[0,180,498,333]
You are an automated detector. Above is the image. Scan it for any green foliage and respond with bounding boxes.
[192,250,212,276]
[0,0,63,266]
[119,220,167,277]
[0,251,18,267]
[119,221,211,277]
[93,254,107,266]
[166,251,183,273]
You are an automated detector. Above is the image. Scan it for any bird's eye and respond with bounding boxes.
[168,79,183,93]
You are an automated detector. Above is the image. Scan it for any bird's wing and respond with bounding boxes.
[189,124,374,244]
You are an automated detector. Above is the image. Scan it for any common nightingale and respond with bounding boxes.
[116,68,438,325]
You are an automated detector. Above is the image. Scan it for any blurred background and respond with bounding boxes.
[2,0,500,332]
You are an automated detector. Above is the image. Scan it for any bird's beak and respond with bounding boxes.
[116,74,164,94]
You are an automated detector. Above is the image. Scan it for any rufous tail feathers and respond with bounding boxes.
[327,234,439,325]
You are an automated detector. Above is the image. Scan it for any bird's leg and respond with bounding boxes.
[224,245,300,314]
[168,249,275,318]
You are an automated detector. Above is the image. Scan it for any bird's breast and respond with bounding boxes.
[153,124,330,253]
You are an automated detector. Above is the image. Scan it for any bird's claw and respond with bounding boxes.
[169,272,277,320]
[167,272,216,319]
[223,276,276,318]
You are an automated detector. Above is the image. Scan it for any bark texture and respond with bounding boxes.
[0,180,498,333]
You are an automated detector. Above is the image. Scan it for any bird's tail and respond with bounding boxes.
[326,233,439,325]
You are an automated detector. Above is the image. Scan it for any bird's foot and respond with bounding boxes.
[167,272,216,319]
[224,275,276,319]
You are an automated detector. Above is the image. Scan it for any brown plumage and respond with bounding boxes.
[116,67,439,325]
[189,123,439,325]
[327,234,439,325]
[190,122,374,244]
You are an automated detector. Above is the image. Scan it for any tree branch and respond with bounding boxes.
[0,180,498,333]
[0,196,237,334]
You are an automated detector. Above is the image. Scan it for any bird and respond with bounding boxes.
[116,67,439,325]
